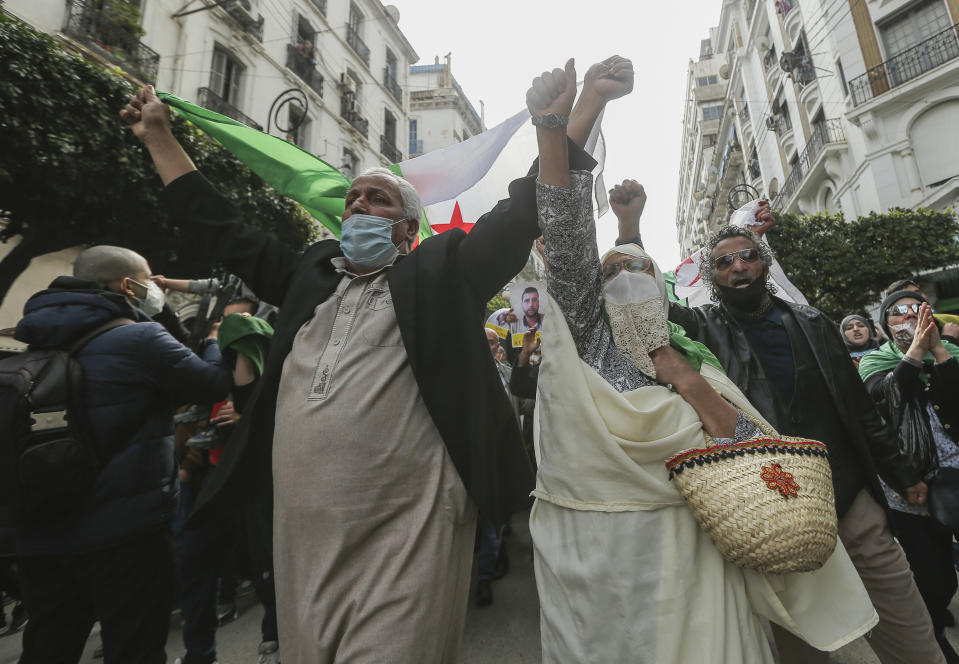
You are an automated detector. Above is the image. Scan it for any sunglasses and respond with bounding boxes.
[603,257,652,280]
[713,248,759,270]
[887,303,920,316]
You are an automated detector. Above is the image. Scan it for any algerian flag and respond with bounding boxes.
[158,91,607,243]
[394,106,608,243]
[159,91,351,236]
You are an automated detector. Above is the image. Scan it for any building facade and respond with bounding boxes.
[675,0,959,272]
[0,0,424,343]
[4,0,418,176]
[407,55,485,158]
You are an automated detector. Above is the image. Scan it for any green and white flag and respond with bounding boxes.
[159,91,607,243]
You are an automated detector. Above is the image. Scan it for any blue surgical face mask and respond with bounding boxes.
[340,213,407,270]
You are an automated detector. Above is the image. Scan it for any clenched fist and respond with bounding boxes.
[526,58,577,120]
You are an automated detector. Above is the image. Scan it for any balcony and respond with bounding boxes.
[341,98,369,137]
[346,24,370,65]
[409,138,423,156]
[197,87,262,131]
[850,23,959,106]
[773,119,846,210]
[286,44,324,97]
[63,0,159,82]
[380,135,402,163]
[383,67,402,103]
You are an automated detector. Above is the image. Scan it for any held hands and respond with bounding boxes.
[908,303,940,357]
[583,55,634,104]
[526,59,577,121]
[609,179,646,240]
[211,400,241,428]
[120,85,171,143]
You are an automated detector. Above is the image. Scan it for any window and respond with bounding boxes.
[702,133,717,147]
[287,105,310,150]
[702,104,723,121]
[384,109,396,145]
[836,58,849,97]
[385,48,398,80]
[881,0,952,58]
[342,148,358,179]
[409,119,417,141]
[210,46,243,104]
[696,75,718,86]
[409,119,421,155]
[348,3,362,36]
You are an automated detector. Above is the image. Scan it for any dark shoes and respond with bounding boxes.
[216,601,238,626]
[476,579,493,608]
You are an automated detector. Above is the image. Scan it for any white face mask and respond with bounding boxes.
[602,271,670,378]
[891,320,917,345]
[129,279,165,317]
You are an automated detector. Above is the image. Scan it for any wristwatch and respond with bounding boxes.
[531,113,569,129]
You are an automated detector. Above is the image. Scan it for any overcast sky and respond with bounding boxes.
[394,0,721,269]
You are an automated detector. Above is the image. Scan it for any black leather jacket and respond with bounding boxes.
[668,297,920,500]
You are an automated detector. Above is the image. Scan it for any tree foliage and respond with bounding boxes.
[0,13,317,305]
[486,295,510,318]
[766,207,959,320]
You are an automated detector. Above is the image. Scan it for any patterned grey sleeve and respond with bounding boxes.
[713,410,764,445]
[536,172,657,393]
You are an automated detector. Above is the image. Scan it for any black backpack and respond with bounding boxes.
[0,318,133,526]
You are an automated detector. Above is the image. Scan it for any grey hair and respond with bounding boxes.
[358,166,422,223]
[73,245,147,286]
[700,225,777,301]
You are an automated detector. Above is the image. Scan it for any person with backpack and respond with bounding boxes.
[7,244,232,664]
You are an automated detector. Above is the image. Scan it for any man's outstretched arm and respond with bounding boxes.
[122,86,301,306]
[567,55,633,149]
[121,85,195,185]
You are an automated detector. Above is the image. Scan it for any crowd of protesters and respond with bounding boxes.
[0,52,958,664]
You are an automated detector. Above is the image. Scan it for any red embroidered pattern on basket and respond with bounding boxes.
[761,463,800,498]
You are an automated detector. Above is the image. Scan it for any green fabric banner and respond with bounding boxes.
[158,91,351,237]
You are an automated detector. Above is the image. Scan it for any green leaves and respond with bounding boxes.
[0,12,317,300]
[767,206,959,320]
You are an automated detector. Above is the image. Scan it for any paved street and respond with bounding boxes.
[1,512,956,663]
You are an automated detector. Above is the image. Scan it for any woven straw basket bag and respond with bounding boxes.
[665,416,838,574]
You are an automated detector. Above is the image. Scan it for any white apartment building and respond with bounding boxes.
[675,0,959,294]
[406,55,485,158]
[0,0,422,343]
[4,0,417,176]
[677,38,729,258]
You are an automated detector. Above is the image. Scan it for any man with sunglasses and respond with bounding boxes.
[612,192,943,664]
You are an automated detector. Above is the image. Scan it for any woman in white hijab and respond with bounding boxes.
[526,60,877,663]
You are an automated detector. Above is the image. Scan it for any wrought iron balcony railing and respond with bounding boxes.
[63,0,159,82]
[286,44,324,97]
[850,23,959,106]
[341,98,369,137]
[197,87,262,131]
[772,119,846,209]
[409,138,423,155]
[766,111,792,135]
[380,135,402,163]
[383,67,402,103]
[346,24,370,65]
[793,63,817,89]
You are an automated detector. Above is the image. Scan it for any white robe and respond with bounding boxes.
[531,294,878,663]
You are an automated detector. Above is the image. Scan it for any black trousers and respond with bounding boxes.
[890,510,959,636]
[17,529,175,664]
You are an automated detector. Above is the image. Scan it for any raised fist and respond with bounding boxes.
[526,58,577,120]
[609,179,647,222]
[121,85,171,143]
[585,55,634,103]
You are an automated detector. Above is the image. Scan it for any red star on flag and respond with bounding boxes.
[429,201,475,235]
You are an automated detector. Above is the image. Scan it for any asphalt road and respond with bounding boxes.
[1,513,956,663]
